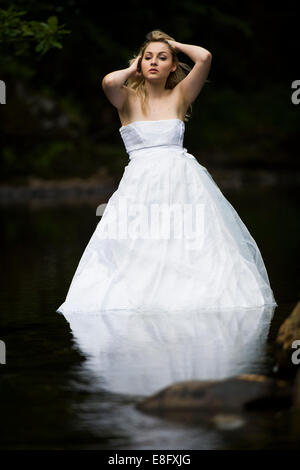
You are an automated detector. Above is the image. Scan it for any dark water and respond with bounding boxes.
[0,182,299,450]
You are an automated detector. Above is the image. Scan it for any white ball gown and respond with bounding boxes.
[56,118,277,316]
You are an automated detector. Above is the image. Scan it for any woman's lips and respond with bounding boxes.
[149,69,158,73]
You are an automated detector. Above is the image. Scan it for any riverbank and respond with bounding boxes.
[0,166,299,206]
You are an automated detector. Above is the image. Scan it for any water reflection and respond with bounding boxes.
[60,305,276,397]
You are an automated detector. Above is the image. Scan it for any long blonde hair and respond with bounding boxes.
[125,30,193,122]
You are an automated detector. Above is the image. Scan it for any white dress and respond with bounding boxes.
[56,118,277,315]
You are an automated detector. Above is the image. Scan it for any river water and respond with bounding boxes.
[0,181,299,449]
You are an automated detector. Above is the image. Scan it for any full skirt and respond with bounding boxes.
[57,148,277,315]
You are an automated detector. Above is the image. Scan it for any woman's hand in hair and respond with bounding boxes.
[166,40,180,52]
[129,55,143,79]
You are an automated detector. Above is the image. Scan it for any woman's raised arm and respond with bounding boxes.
[167,40,212,107]
[101,56,141,110]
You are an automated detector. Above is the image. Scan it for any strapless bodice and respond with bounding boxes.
[119,119,185,158]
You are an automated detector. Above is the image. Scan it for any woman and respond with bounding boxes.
[56,30,277,315]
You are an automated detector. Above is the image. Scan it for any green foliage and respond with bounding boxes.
[187,84,298,167]
[0,1,297,182]
[0,5,70,56]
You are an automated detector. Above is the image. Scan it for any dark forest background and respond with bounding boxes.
[0,0,299,185]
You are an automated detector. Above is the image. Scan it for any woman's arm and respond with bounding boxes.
[168,40,211,64]
[167,40,212,106]
[101,56,141,110]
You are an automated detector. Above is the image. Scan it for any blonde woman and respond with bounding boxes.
[57,30,277,315]
[102,30,208,125]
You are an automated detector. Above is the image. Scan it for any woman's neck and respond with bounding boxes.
[144,80,169,99]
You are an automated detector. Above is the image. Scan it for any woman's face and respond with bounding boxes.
[141,42,176,81]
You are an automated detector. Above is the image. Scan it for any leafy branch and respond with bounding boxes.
[0,5,71,55]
